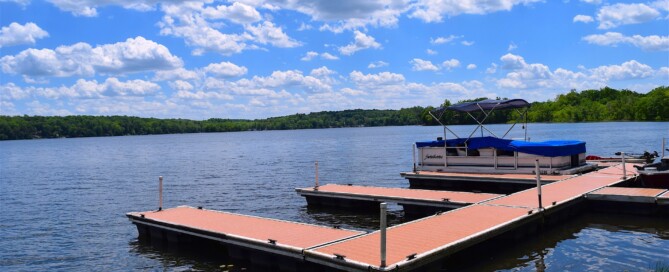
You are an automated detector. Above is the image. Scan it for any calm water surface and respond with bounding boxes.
[1,122,668,271]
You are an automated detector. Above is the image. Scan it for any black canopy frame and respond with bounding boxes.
[429,99,530,142]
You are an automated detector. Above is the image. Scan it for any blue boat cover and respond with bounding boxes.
[416,136,585,157]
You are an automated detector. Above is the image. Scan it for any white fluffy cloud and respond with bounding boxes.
[0,36,182,79]
[583,32,669,51]
[410,0,541,23]
[204,61,248,77]
[573,15,594,23]
[245,21,301,48]
[159,2,299,56]
[2,77,160,99]
[338,30,381,55]
[411,58,439,71]
[596,3,660,29]
[496,53,658,90]
[301,51,339,61]
[202,2,262,24]
[442,59,461,70]
[349,70,404,88]
[44,0,172,17]
[0,22,49,48]
[467,64,477,70]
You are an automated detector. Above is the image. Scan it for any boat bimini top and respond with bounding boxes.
[429,99,531,141]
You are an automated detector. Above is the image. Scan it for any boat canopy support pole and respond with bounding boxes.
[502,108,529,139]
[465,103,501,140]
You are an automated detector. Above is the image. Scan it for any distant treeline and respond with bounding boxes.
[0,86,666,140]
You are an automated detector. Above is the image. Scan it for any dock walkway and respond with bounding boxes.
[296,184,502,210]
[128,163,638,271]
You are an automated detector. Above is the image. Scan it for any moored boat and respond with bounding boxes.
[401,99,598,191]
[635,139,669,189]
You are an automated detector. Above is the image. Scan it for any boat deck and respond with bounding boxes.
[296,184,502,209]
[586,187,667,203]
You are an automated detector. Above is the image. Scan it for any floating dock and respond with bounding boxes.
[296,184,502,216]
[128,163,639,271]
[400,170,573,193]
[586,186,669,214]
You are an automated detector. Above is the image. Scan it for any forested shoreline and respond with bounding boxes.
[1,86,667,141]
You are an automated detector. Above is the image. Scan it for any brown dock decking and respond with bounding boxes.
[587,187,668,203]
[296,184,502,209]
[306,204,530,270]
[128,163,639,271]
[303,163,635,271]
[127,206,364,257]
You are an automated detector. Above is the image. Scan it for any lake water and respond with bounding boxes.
[1,122,668,271]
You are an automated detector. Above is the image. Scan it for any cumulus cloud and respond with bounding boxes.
[580,0,601,4]
[410,58,439,71]
[153,68,200,81]
[467,64,477,70]
[583,32,669,51]
[246,69,334,92]
[496,53,658,90]
[43,0,171,17]
[2,77,160,100]
[573,15,594,23]
[159,2,299,56]
[368,61,388,69]
[442,59,461,70]
[204,61,248,77]
[461,40,474,46]
[431,35,460,44]
[410,0,542,23]
[301,51,339,61]
[202,2,262,24]
[590,60,654,81]
[338,30,381,55]
[0,22,49,48]
[0,36,182,79]
[596,3,660,29]
[269,0,407,33]
[349,70,404,88]
[245,21,301,48]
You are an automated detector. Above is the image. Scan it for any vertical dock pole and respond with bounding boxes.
[412,143,417,173]
[380,202,387,268]
[314,161,319,190]
[158,176,163,211]
[534,160,542,211]
[621,152,626,179]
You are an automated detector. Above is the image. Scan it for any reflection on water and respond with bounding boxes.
[461,212,669,272]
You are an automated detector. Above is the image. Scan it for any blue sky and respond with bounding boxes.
[1,0,667,119]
